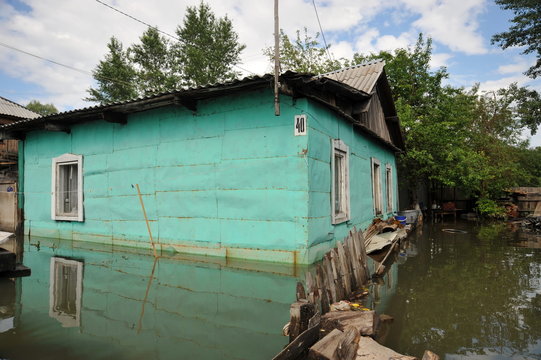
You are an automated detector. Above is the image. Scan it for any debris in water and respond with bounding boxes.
[442,229,468,234]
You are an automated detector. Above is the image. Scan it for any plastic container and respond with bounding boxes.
[397,210,419,224]
[395,215,407,225]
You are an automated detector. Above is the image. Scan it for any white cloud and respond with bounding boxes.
[477,75,530,92]
[374,32,416,53]
[0,0,521,113]
[430,53,453,69]
[400,0,488,55]
[330,41,355,60]
[497,58,532,75]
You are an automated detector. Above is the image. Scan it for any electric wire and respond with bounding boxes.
[95,0,178,41]
[94,0,256,75]
[311,0,334,63]
[0,41,137,88]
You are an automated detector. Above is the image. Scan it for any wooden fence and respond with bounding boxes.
[301,228,370,315]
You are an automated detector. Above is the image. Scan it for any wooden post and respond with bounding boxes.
[289,300,316,342]
[135,184,157,258]
[273,0,280,116]
[296,281,307,301]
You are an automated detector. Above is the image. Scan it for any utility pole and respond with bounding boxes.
[274,0,280,116]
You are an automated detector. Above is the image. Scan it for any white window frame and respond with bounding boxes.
[331,139,350,224]
[49,257,83,328]
[385,164,393,213]
[371,158,383,216]
[51,153,83,221]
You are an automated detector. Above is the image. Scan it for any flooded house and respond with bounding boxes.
[0,97,39,232]
[0,61,404,264]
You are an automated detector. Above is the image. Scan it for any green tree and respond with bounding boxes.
[86,37,137,104]
[25,100,58,116]
[263,28,345,74]
[492,0,541,78]
[129,27,178,96]
[349,36,539,204]
[518,146,541,186]
[173,1,246,87]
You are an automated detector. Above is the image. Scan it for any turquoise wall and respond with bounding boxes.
[21,88,398,264]
[23,89,310,262]
[303,101,398,263]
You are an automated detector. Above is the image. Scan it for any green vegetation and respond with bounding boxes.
[87,1,245,104]
[25,100,58,116]
[266,32,541,213]
[476,198,507,219]
[492,0,541,79]
[263,28,345,74]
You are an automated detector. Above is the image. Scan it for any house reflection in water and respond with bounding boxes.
[49,257,83,328]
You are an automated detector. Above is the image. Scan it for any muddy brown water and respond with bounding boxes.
[379,221,541,359]
[1,222,540,359]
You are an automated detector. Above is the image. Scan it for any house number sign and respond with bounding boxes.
[294,114,307,136]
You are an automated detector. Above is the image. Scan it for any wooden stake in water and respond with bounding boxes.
[135,184,157,258]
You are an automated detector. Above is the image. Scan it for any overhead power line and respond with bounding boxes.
[0,41,135,88]
[95,0,178,41]
[94,0,256,75]
[311,0,334,64]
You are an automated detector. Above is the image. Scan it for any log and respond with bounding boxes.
[322,310,378,337]
[308,329,343,360]
[308,326,360,360]
[422,350,440,360]
[289,300,316,342]
[356,336,416,360]
[336,325,360,360]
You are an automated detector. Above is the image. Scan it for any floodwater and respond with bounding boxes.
[379,221,541,359]
[0,236,300,360]
[2,223,540,360]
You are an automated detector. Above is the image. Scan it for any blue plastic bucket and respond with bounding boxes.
[395,215,407,225]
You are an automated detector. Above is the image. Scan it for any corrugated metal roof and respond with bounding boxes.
[317,60,385,94]
[1,74,271,127]
[0,97,40,119]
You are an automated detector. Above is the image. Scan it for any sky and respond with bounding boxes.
[0,0,540,146]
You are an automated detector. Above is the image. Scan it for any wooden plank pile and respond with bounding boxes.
[273,224,439,360]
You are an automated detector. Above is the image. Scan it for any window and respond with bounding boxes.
[386,164,393,213]
[331,139,350,224]
[49,257,83,328]
[371,158,382,215]
[52,154,83,221]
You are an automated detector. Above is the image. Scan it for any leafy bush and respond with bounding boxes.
[476,198,506,218]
